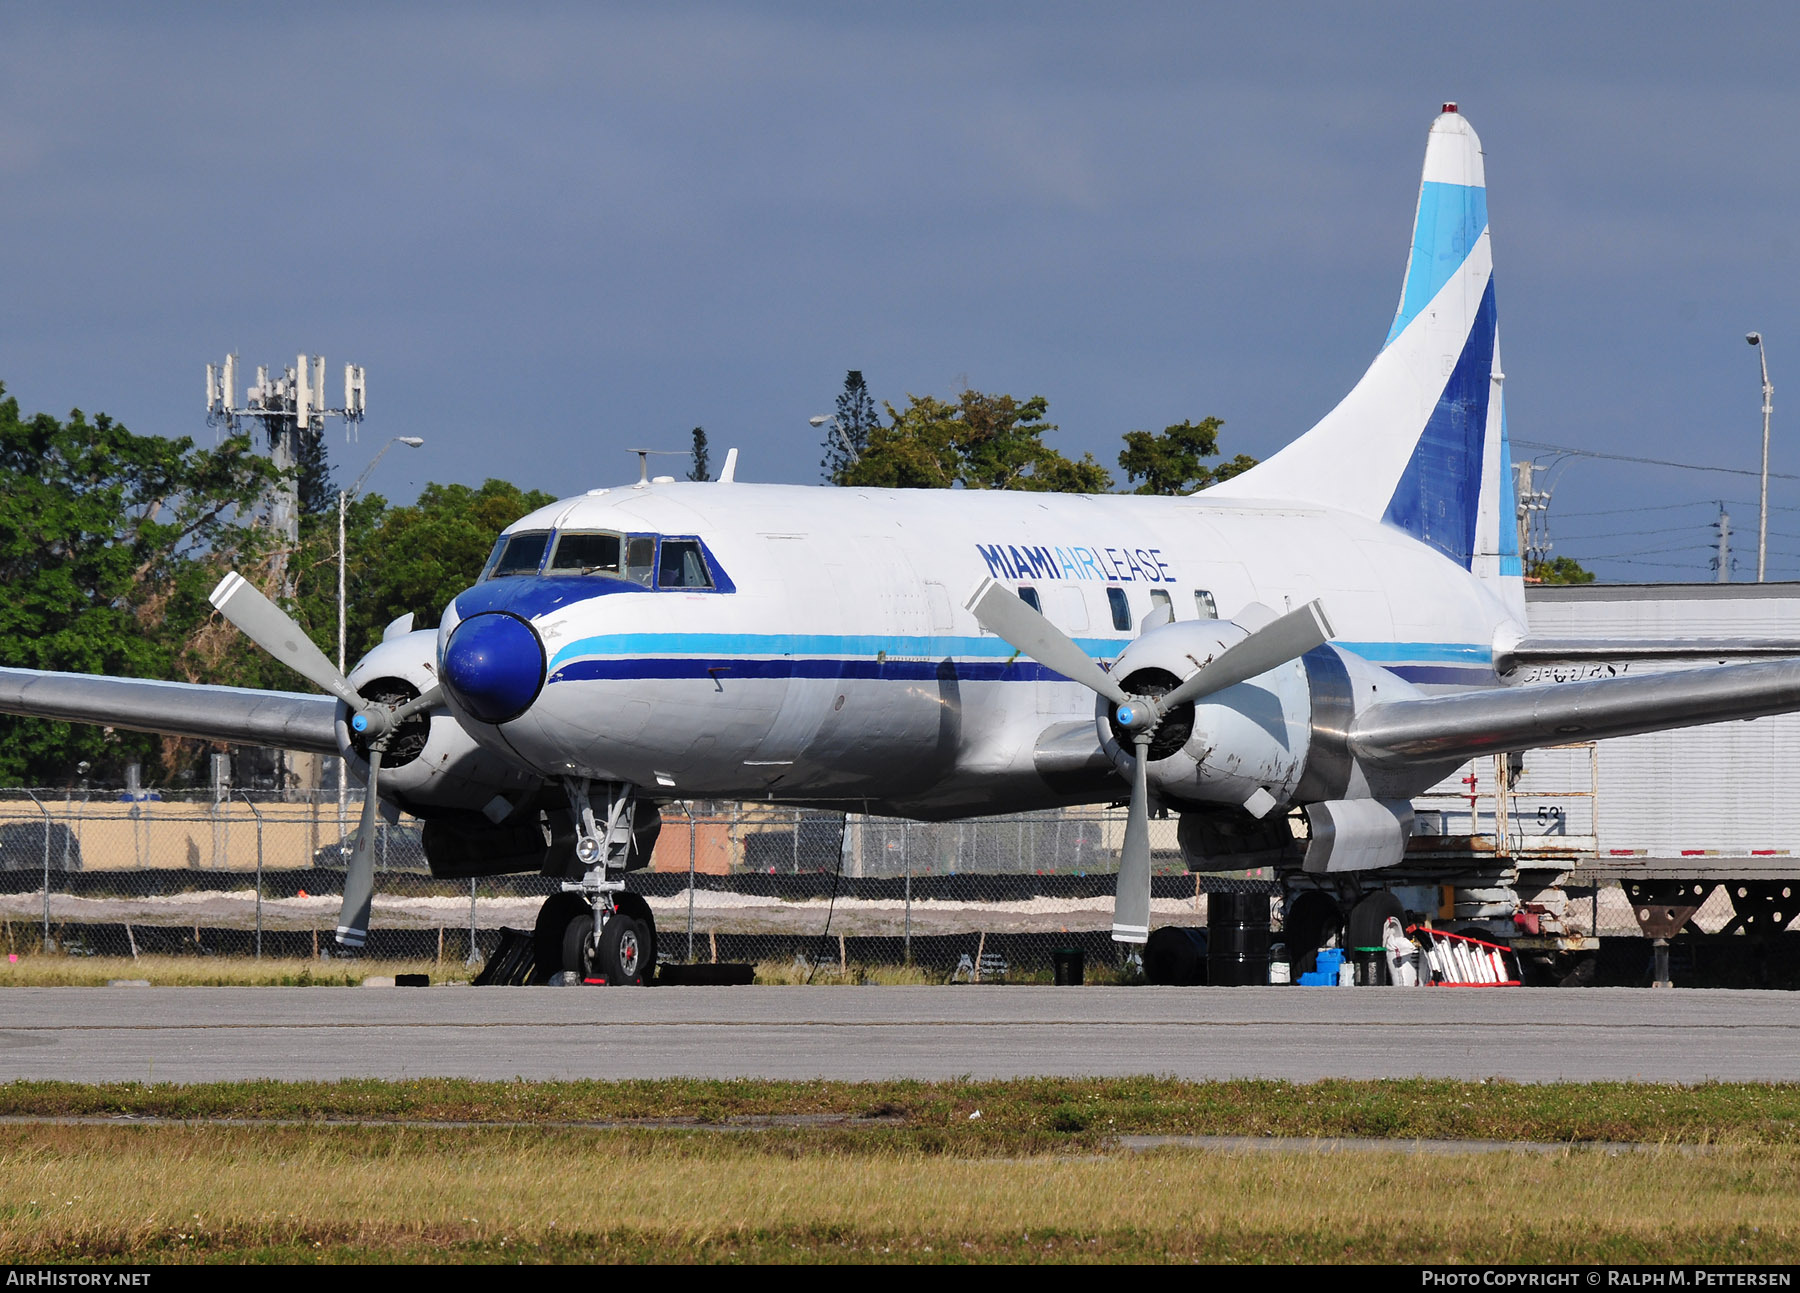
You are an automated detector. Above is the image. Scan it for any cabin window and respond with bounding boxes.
[1195,589,1218,619]
[624,536,656,586]
[1149,588,1172,617]
[549,531,622,575]
[657,539,714,589]
[487,531,550,579]
[1017,586,1041,612]
[1107,586,1131,632]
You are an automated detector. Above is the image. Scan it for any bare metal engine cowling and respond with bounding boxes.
[1093,619,1451,823]
[334,630,542,818]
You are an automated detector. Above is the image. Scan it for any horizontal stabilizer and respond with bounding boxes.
[1349,657,1800,766]
[0,668,341,755]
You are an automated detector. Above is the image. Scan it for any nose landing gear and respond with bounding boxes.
[531,779,659,984]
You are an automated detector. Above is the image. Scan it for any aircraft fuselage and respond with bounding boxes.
[434,481,1519,818]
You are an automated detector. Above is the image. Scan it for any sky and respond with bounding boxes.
[4,2,1798,582]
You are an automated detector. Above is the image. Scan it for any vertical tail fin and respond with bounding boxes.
[1211,105,1523,616]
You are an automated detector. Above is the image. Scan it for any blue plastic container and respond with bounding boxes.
[1296,947,1344,986]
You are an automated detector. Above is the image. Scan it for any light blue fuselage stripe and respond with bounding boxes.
[1384,181,1488,348]
[546,632,1489,670]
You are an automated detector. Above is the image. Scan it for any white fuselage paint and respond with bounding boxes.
[437,481,1521,820]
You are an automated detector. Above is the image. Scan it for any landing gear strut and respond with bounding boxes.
[533,779,658,984]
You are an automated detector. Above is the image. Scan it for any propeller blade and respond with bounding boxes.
[1158,598,1334,711]
[209,571,362,708]
[965,578,1130,707]
[336,746,381,948]
[1112,732,1153,944]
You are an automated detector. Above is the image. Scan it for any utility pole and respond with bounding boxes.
[1513,459,1553,573]
[1715,504,1732,583]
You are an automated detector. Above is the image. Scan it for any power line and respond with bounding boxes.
[1514,440,1800,482]
[1553,500,1720,519]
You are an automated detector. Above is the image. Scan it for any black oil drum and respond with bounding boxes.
[1207,892,1271,986]
[1051,947,1085,986]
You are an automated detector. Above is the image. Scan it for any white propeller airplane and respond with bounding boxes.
[6,104,1800,984]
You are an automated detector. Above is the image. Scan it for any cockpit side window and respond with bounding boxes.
[657,539,714,589]
[624,535,656,586]
[487,531,550,579]
[549,531,622,575]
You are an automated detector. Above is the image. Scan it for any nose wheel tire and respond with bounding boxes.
[597,913,649,985]
[532,892,590,985]
[531,889,658,984]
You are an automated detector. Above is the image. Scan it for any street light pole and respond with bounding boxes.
[1750,333,1775,582]
[809,414,859,468]
[336,436,424,834]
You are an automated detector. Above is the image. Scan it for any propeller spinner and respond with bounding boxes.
[965,578,1332,944]
[209,572,439,948]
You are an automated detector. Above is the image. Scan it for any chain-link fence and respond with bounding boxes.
[0,788,1292,978]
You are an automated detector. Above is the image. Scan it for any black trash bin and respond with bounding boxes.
[1051,947,1085,985]
[1208,892,1271,986]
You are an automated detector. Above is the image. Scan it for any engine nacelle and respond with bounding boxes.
[1095,620,1436,817]
[336,629,542,817]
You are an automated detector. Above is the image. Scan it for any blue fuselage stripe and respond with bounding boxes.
[544,636,1494,687]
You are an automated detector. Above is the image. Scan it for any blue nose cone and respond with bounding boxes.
[441,612,545,725]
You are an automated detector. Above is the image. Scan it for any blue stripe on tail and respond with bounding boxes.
[1385,181,1489,348]
[1381,276,1499,568]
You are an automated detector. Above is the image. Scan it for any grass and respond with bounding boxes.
[6,1076,1800,1146]
[6,1078,1800,1261]
[2,1122,1798,1263]
[0,954,452,987]
[0,952,1129,987]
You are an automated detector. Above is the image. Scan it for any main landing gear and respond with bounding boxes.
[532,779,658,985]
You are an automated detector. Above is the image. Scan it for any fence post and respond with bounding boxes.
[467,877,478,966]
[23,789,51,952]
[240,791,265,959]
[902,821,911,966]
[683,800,696,963]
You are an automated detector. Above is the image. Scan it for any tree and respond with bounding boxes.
[321,479,559,664]
[0,383,281,785]
[1117,417,1257,495]
[822,370,880,483]
[843,389,1113,493]
[688,427,711,482]
[294,421,337,517]
[1529,555,1596,585]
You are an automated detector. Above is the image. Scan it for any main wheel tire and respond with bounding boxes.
[1345,890,1405,952]
[612,892,658,980]
[532,892,590,983]
[597,913,650,985]
[1283,890,1343,976]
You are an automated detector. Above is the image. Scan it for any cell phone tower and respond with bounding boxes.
[205,354,366,598]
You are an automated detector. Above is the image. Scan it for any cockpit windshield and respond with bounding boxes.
[485,531,550,579]
[549,531,621,575]
[482,528,730,592]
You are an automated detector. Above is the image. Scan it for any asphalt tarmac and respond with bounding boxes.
[0,985,1796,1083]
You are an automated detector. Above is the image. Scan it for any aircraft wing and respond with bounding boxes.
[0,667,340,755]
[1349,657,1800,766]
[1502,637,1800,668]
